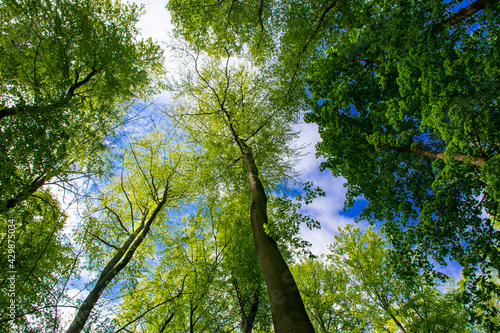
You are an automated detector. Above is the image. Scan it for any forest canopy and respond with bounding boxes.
[1,0,499,332]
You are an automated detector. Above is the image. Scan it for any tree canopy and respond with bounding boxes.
[303,1,500,326]
[3,0,500,332]
[0,0,165,212]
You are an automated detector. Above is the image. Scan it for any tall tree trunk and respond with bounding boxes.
[66,185,169,333]
[237,139,315,333]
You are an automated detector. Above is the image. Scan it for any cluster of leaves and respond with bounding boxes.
[0,0,165,213]
[0,190,76,331]
[293,225,486,333]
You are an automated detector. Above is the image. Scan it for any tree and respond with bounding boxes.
[303,1,500,328]
[167,1,500,328]
[0,0,165,212]
[66,131,188,333]
[171,52,316,332]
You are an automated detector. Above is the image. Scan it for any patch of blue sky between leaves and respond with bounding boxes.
[292,121,371,256]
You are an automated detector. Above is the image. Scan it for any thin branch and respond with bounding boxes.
[92,234,119,250]
[284,0,339,102]
[120,164,135,230]
[104,205,130,235]
[129,143,159,204]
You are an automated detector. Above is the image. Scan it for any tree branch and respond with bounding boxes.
[0,107,17,120]
[432,0,500,33]
[92,234,119,250]
[380,144,489,167]
[67,69,98,98]
[104,205,129,235]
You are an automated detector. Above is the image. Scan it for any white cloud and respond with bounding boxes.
[133,0,173,45]
[292,121,370,256]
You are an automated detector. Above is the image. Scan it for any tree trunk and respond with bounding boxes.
[159,313,174,333]
[0,107,16,120]
[238,139,315,333]
[1,175,46,213]
[388,313,407,333]
[382,145,488,167]
[242,291,259,333]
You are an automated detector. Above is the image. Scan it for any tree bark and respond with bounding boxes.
[0,107,16,120]
[382,145,488,167]
[242,291,259,333]
[159,313,174,333]
[237,139,315,333]
[65,184,169,333]
[1,175,46,213]
[432,0,500,33]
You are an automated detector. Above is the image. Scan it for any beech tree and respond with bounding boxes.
[303,1,500,327]
[66,131,188,333]
[0,0,165,212]
[171,52,316,332]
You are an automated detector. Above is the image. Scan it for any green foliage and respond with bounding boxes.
[0,0,165,212]
[266,192,321,260]
[167,0,378,107]
[76,130,189,283]
[301,1,500,327]
[167,0,275,62]
[0,190,76,331]
[169,53,304,210]
[113,192,273,332]
[292,258,370,332]
[293,225,482,332]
